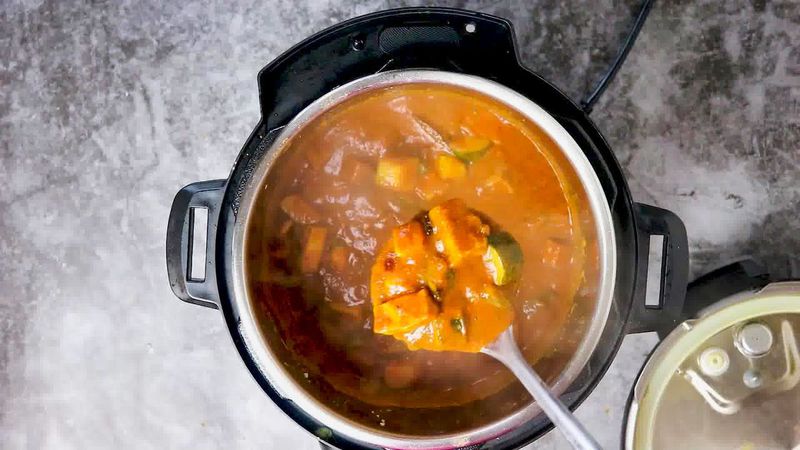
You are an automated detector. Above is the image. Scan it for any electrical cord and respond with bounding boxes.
[580,0,655,114]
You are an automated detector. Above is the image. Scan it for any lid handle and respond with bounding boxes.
[683,260,771,319]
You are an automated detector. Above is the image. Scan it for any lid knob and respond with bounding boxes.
[735,322,774,358]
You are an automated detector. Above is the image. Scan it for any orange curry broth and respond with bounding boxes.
[245,83,598,416]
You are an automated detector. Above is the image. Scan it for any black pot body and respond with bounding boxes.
[166,8,690,450]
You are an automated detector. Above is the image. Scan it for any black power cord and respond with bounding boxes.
[580,0,655,114]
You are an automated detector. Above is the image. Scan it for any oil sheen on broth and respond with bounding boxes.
[245,84,598,427]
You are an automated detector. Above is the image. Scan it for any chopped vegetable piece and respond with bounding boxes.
[371,267,420,303]
[370,240,427,304]
[376,157,419,192]
[450,136,492,162]
[483,231,524,285]
[373,289,438,335]
[434,155,467,180]
[329,246,349,272]
[281,195,321,224]
[428,199,488,266]
[391,221,426,260]
[384,360,417,389]
[301,227,327,273]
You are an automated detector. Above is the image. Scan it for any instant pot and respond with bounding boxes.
[166,8,692,449]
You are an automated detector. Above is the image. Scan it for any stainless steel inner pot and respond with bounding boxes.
[229,70,617,448]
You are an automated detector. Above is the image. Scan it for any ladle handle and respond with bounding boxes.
[483,330,601,450]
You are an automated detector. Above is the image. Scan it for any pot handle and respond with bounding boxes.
[166,179,226,309]
[625,203,690,337]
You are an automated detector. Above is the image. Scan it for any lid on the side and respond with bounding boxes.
[626,282,800,450]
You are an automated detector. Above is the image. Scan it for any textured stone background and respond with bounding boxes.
[1,1,798,449]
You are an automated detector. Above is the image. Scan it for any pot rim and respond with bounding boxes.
[230,69,617,449]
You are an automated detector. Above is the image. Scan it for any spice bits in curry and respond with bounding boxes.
[370,198,521,353]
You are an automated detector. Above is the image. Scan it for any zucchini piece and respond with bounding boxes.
[483,231,523,285]
[450,136,493,162]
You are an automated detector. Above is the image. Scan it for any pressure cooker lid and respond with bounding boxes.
[626,282,800,449]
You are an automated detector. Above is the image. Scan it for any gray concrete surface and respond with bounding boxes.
[1,1,798,449]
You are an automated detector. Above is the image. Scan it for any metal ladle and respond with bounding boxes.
[482,327,602,450]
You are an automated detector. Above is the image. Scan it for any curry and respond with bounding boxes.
[244,83,600,433]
